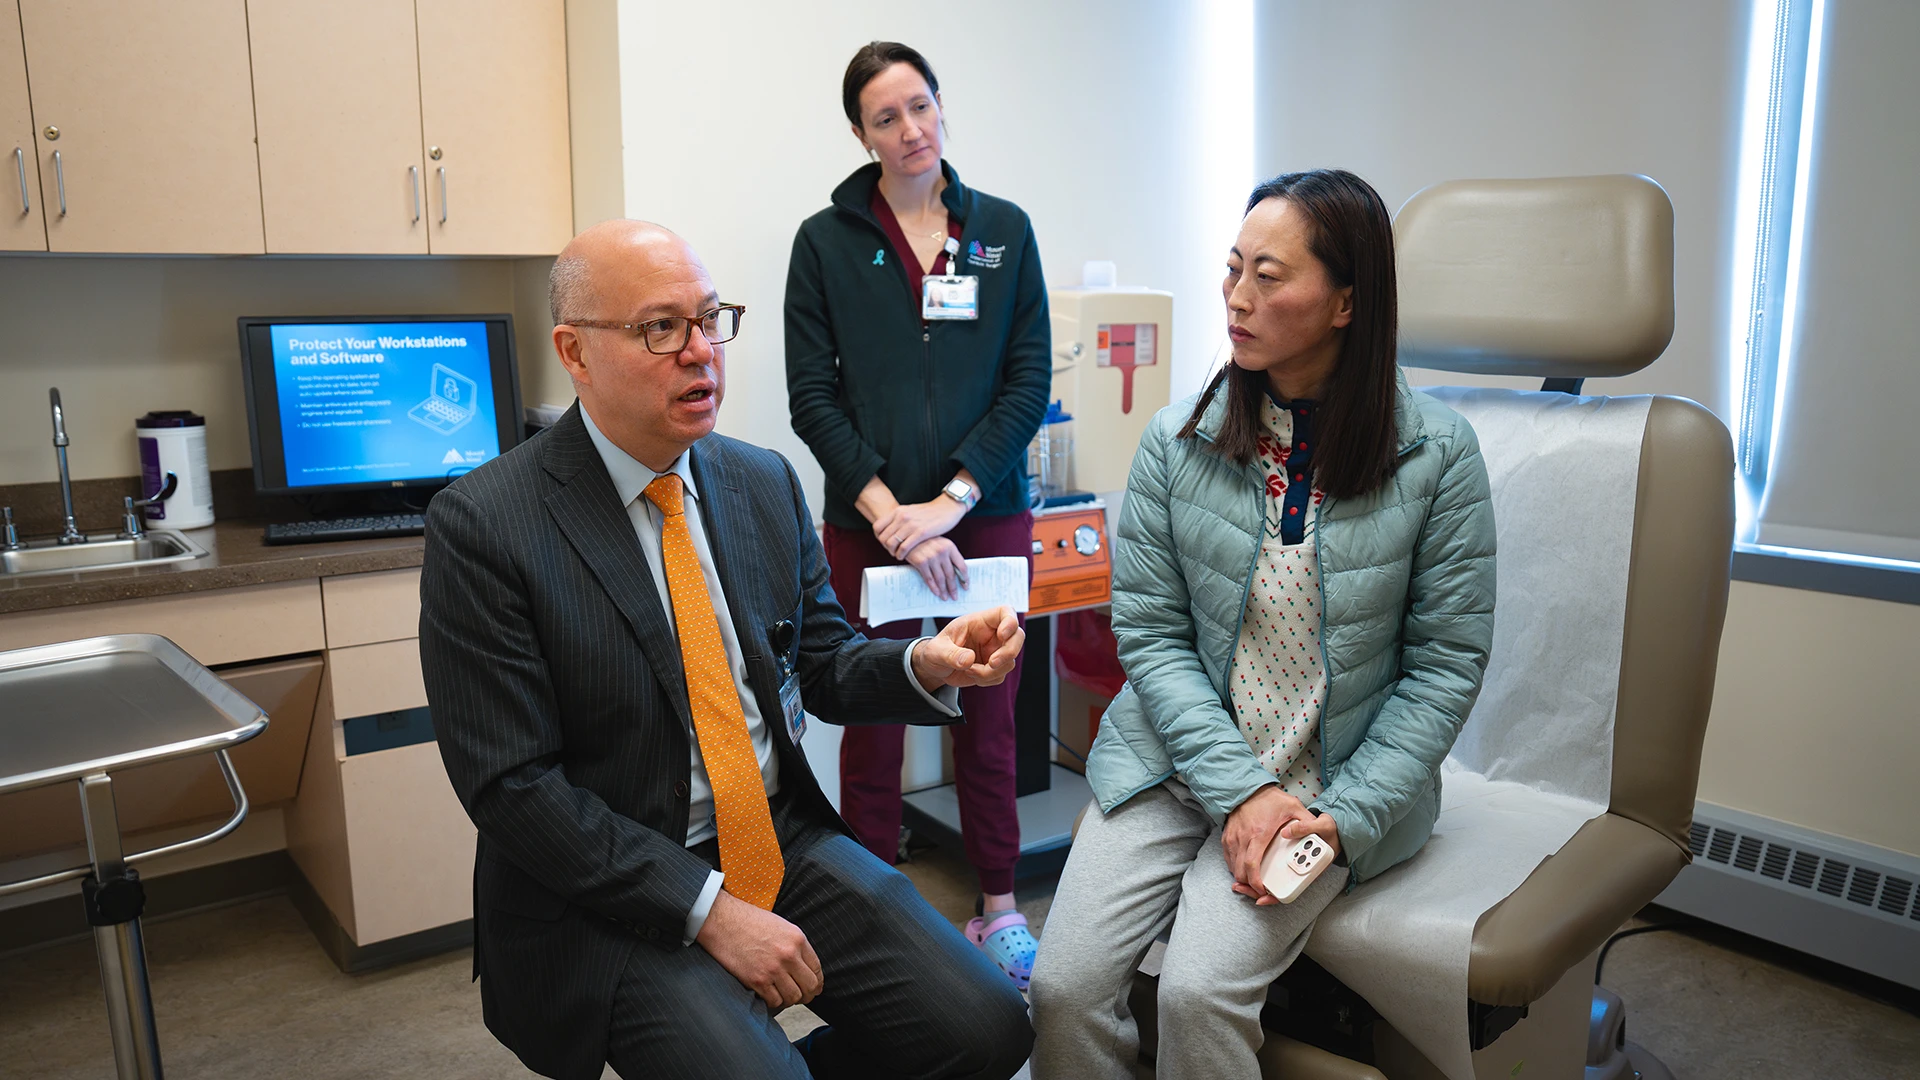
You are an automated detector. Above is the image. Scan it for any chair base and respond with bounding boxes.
[1622,1042,1676,1080]
[1250,950,1598,1080]
[1588,982,1676,1080]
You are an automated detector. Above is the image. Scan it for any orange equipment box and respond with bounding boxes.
[1030,505,1111,615]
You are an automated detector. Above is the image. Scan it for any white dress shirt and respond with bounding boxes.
[580,408,957,942]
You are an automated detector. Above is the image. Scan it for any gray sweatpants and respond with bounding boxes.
[1028,780,1348,1080]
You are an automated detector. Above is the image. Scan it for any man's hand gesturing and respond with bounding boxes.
[910,605,1024,692]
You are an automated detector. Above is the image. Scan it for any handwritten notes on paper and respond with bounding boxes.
[859,557,1030,626]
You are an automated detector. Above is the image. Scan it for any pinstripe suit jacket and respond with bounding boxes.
[419,403,951,1079]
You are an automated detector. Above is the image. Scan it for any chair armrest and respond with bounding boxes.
[1467,812,1687,1006]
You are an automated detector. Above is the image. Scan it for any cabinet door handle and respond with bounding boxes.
[409,165,420,223]
[437,166,447,225]
[51,149,65,216]
[12,147,26,215]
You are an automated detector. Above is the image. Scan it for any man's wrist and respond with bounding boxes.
[683,869,725,945]
[904,638,962,715]
[908,637,940,691]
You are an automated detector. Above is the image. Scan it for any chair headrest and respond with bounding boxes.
[1395,175,1675,378]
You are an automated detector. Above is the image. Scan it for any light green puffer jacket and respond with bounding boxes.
[1085,371,1496,883]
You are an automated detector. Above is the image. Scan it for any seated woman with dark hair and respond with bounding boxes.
[1028,169,1497,1079]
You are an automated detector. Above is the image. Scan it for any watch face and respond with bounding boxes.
[1072,524,1101,556]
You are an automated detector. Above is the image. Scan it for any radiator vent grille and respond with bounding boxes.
[1789,850,1820,889]
[1849,870,1882,907]
[1761,843,1791,880]
[1708,828,1737,864]
[1818,860,1850,897]
[1685,821,1917,922]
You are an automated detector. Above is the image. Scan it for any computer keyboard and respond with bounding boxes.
[263,513,426,545]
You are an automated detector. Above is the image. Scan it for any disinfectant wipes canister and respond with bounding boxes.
[135,411,214,529]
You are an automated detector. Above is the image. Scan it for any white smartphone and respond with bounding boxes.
[1257,830,1334,903]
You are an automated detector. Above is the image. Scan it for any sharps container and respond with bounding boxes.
[134,411,214,529]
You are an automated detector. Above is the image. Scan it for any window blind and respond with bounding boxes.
[1754,2,1920,562]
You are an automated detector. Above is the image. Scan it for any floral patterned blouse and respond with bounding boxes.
[1228,394,1326,801]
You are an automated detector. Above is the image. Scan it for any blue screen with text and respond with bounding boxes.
[270,321,499,487]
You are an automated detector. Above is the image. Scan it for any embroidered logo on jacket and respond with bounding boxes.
[967,240,1005,269]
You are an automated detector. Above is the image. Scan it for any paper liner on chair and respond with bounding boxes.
[1304,390,1651,1079]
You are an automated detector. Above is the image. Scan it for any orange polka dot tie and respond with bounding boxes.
[643,474,784,910]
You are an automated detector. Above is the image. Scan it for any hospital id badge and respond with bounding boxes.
[922,274,979,320]
[779,672,806,743]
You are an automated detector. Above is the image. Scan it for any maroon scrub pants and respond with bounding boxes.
[823,510,1033,896]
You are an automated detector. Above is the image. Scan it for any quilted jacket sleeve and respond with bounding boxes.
[1111,414,1278,820]
[1311,418,1496,867]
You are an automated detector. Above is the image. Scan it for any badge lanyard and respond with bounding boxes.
[771,619,806,743]
[923,236,979,321]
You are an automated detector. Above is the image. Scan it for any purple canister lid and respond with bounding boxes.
[135,410,205,429]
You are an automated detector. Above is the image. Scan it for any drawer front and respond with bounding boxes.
[321,568,422,649]
[0,580,325,664]
[342,740,475,943]
[327,638,426,721]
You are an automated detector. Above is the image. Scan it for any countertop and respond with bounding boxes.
[0,519,424,615]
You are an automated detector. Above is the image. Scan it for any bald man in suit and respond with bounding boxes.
[421,221,1033,1080]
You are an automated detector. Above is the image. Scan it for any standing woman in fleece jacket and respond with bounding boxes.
[1029,169,1497,1079]
[784,40,1051,990]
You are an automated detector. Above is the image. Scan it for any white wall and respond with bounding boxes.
[1255,0,1917,858]
[613,0,1252,518]
[1256,0,1747,417]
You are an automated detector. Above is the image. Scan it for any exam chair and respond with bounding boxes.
[1115,176,1734,1080]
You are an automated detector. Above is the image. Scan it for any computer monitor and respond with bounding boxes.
[239,315,523,495]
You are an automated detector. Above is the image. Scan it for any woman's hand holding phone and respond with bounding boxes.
[1223,785,1318,906]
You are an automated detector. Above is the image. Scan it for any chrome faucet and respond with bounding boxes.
[49,387,85,544]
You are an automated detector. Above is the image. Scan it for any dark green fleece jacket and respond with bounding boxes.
[785,161,1052,529]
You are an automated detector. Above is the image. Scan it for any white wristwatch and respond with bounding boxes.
[942,477,979,511]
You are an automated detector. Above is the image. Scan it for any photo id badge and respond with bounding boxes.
[779,672,806,744]
[922,274,980,320]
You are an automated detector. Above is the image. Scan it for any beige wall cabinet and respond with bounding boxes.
[0,0,45,251]
[5,0,571,257]
[248,0,431,255]
[416,0,573,256]
[17,0,265,254]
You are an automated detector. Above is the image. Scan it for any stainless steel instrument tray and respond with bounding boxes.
[0,633,268,796]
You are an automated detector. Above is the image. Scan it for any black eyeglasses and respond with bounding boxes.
[564,304,745,355]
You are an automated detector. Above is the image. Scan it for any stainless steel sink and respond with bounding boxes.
[1,530,207,578]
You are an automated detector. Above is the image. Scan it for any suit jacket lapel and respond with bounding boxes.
[540,406,694,727]
[688,440,780,717]
[688,441,759,647]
